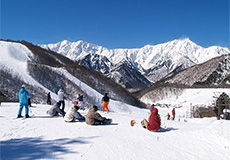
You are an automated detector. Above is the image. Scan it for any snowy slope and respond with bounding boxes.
[0,41,52,94]
[0,102,229,160]
[141,88,230,107]
[164,55,230,86]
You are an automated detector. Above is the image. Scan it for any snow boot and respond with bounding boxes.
[17,114,23,118]
[25,114,30,118]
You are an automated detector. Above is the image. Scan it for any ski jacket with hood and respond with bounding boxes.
[18,88,30,104]
[64,107,84,122]
[147,112,161,131]
[86,108,105,125]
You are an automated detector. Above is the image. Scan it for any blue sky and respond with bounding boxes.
[1,0,229,49]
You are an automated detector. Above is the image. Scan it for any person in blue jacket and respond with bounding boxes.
[17,85,30,118]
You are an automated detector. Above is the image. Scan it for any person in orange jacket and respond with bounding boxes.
[102,93,110,112]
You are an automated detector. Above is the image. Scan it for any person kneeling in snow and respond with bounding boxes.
[49,102,65,117]
[86,105,111,125]
[141,107,161,132]
[64,101,85,122]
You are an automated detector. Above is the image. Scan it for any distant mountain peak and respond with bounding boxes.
[39,39,229,85]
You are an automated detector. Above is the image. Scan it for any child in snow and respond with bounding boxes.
[166,113,170,120]
[49,102,65,117]
[141,107,161,132]
[150,104,155,114]
[102,93,110,112]
[64,101,85,122]
[86,105,111,125]
[77,94,84,110]
[17,85,30,118]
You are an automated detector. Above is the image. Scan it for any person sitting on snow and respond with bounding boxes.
[64,101,85,122]
[141,107,161,132]
[86,105,111,125]
[48,102,65,117]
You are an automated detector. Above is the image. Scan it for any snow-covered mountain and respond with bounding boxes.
[138,54,230,106]
[164,54,230,86]
[76,52,112,74]
[107,58,151,91]
[40,38,230,84]
[0,40,143,107]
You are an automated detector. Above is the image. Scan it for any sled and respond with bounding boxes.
[130,120,136,127]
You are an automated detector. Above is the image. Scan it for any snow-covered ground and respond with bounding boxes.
[0,102,229,160]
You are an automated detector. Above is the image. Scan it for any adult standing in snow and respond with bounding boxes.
[17,85,30,118]
[64,101,85,122]
[102,93,110,112]
[28,97,32,107]
[58,88,66,112]
[47,92,51,105]
[48,102,65,117]
[172,108,175,120]
[141,107,161,132]
[86,106,110,125]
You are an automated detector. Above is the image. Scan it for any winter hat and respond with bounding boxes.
[153,108,158,113]
[21,84,25,88]
[74,102,79,110]
[150,104,155,112]
[93,105,98,111]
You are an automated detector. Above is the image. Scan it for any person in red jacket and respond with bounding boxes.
[141,108,161,132]
[172,108,175,120]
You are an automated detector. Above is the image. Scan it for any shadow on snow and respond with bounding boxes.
[158,127,178,132]
[0,136,97,160]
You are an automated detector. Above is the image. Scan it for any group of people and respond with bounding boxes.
[17,85,112,125]
[17,85,168,132]
[166,108,176,120]
[48,89,111,125]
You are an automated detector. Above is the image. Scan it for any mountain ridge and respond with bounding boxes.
[40,39,229,87]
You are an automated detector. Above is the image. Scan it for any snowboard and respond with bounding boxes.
[103,118,112,125]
